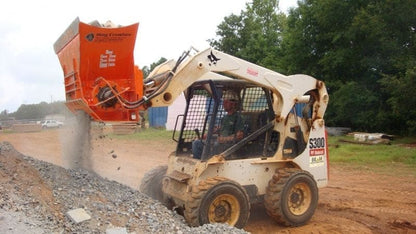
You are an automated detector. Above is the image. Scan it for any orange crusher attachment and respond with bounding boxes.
[53,17,144,122]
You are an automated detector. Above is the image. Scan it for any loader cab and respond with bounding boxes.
[173,79,278,161]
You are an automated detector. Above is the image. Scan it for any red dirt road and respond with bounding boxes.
[1,128,415,233]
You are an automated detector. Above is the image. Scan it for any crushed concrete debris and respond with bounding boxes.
[0,141,248,234]
[66,208,91,224]
[106,226,128,234]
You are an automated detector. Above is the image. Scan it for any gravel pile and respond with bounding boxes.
[0,141,249,234]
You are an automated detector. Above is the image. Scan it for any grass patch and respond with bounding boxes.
[109,130,416,172]
[328,135,416,167]
[109,127,174,142]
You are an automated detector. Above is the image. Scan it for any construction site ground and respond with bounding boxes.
[1,127,416,233]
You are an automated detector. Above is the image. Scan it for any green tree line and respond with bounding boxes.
[210,0,416,135]
[0,101,70,121]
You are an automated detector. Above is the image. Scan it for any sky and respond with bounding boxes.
[0,0,298,113]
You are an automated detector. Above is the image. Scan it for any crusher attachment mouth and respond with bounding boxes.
[54,17,144,122]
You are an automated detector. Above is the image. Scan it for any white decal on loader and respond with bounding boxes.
[309,137,325,167]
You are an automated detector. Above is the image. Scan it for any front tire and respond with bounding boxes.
[185,177,250,228]
[139,165,167,203]
[264,168,318,226]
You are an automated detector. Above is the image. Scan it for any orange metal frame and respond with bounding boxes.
[54,18,143,122]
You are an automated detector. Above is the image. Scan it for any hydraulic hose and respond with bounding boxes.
[96,48,192,110]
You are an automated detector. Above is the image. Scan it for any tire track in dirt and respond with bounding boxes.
[327,185,416,197]
[324,185,416,216]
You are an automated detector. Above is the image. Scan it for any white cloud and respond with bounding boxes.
[0,72,25,112]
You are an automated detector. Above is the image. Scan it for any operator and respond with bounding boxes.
[192,90,244,159]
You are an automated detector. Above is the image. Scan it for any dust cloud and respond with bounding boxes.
[59,111,93,171]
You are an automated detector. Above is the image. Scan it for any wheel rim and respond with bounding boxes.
[287,182,312,215]
[208,194,240,225]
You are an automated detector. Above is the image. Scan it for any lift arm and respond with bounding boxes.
[145,48,329,123]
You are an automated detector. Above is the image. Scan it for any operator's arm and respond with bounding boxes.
[217,130,244,143]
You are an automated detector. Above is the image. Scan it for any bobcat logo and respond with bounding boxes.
[207,51,220,66]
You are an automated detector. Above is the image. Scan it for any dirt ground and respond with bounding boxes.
[1,128,416,234]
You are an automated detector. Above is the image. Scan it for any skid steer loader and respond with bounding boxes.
[54,18,329,228]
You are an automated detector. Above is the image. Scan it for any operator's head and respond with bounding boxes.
[223,90,239,112]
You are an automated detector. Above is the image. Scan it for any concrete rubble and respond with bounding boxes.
[0,141,248,234]
[66,208,91,224]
